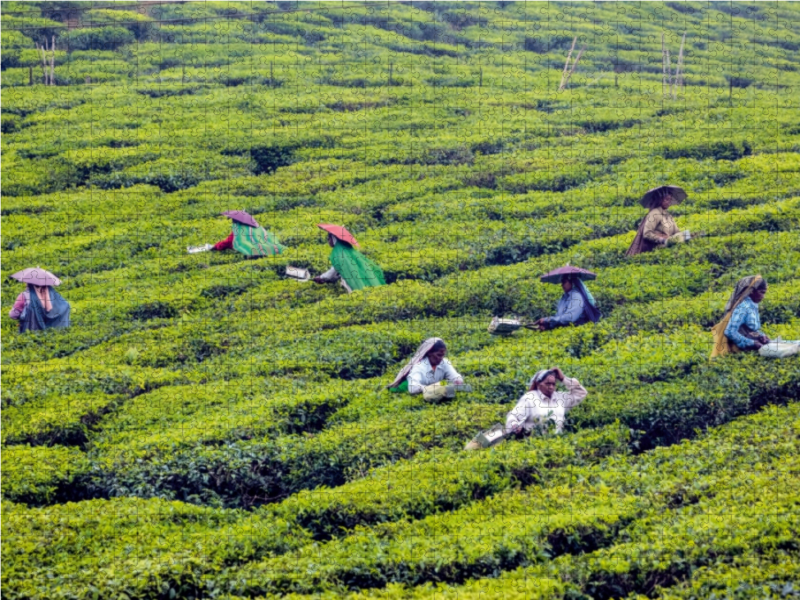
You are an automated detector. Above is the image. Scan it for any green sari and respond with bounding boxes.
[330,242,386,292]
[232,222,287,257]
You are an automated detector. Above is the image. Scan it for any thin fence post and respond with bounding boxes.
[661,32,667,97]
[182,65,186,83]
[29,65,34,86]
[270,61,274,84]
[672,32,686,99]
[39,45,48,85]
[561,44,585,91]
[479,66,483,88]
[50,36,56,85]
[389,61,393,86]
[559,36,577,91]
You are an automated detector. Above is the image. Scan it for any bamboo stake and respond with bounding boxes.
[39,45,48,85]
[50,36,56,85]
[29,65,34,86]
[661,32,667,97]
[479,66,483,88]
[560,44,585,91]
[559,36,577,91]
[672,32,686,99]
[665,47,671,98]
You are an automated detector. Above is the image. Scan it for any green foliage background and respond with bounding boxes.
[2,1,800,598]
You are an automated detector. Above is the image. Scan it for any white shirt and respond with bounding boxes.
[407,357,464,394]
[505,377,588,434]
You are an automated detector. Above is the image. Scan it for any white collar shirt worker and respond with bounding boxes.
[505,377,588,434]
[407,357,464,394]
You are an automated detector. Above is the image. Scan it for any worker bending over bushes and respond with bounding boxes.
[313,224,386,293]
[626,185,701,257]
[387,338,470,399]
[465,367,587,450]
[8,268,71,333]
[536,267,602,331]
[212,211,287,256]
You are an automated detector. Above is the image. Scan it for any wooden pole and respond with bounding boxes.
[270,61,273,84]
[673,32,686,99]
[39,45,48,85]
[665,47,671,98]
[559,36,577,91]
[389,61,393,85]
[661,32,667,97]
[479,66,483,88]
[50,36,56,85]
[29,65,34,86]
[561,44,585,91]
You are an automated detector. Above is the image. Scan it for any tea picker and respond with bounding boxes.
[487,265,601,335]
[387,338,472,399]
[711,275,800,359]
[626,185,705,257]
[465,367,588,450]
[8,267,71,333]
[188,211,287,257]
[536,265,602,331]
[312,224,386,293]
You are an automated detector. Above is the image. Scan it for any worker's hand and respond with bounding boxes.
[312,277,324,284]
[753,341,764,351]
[550,367,565,381]
[537,318,547,331]
[454,379,464,385]
[758,335,771,345]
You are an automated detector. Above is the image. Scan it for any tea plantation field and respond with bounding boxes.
[2,2,800,598]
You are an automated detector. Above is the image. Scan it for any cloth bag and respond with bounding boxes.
[759,338,800,359]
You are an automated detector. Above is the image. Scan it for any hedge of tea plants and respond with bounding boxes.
[2,2,799,599]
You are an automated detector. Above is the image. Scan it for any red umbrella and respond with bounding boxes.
[11,267,62,287]
[317,224,360,247]
[640,185,687,208]
[221,210,259,228]
[540,264,597,284]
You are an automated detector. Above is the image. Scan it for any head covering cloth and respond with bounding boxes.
[572,278,603,323]
[387,337,444,389]
[528,369,555,391]
[710,275,766,359]
[723,275,767,315]
[19,284,71,333]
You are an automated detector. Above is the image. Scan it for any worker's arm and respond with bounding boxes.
[315,266,340,283]
[546,291,585,328]
[505,394,532,433]
[560,377,588,408]
[8,292,27,320]
[406,363,426,395]
[724,304,757,349]
[212,232,234,251]
[441,359,464,384]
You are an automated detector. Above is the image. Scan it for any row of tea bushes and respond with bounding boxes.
[215,402,800,597]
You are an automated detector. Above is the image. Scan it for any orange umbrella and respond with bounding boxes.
[317,224,360,247]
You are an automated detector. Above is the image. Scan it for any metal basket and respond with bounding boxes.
[286,266,312,282]
[488,316,524,335]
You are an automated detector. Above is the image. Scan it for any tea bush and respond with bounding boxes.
[2,2,799,599]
